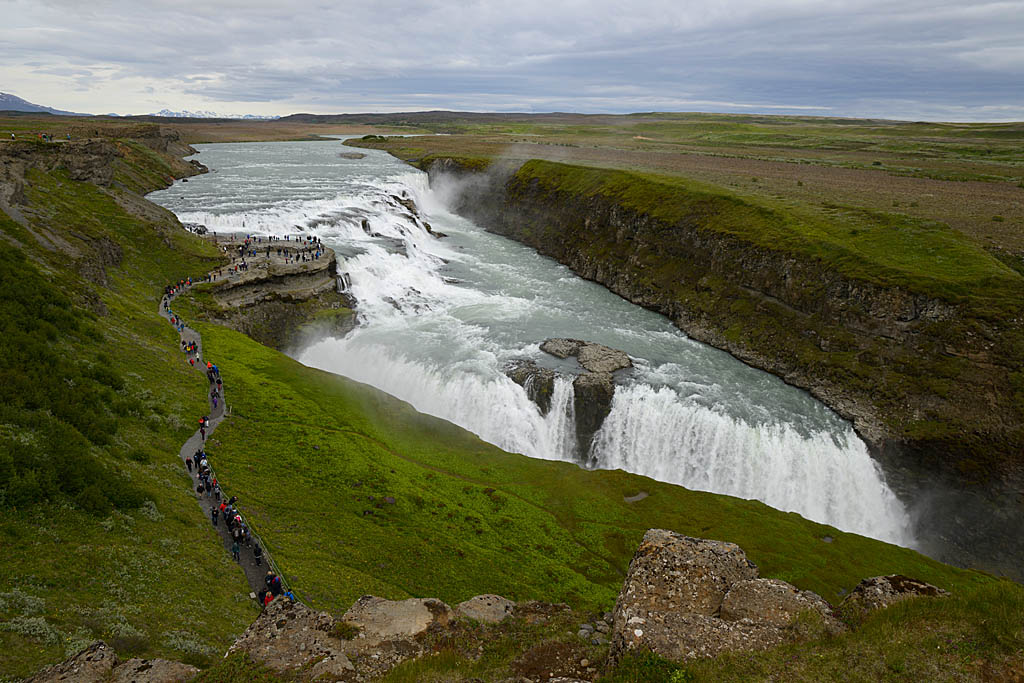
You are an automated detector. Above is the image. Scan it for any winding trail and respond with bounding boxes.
[159,285,289,600]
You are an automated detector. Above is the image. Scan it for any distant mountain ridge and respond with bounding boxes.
[0,91,89,116]
[150,108,278,120]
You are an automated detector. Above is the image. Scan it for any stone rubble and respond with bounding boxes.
[840,574,950,618]
[27,642,197,683]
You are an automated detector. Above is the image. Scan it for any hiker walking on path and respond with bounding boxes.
[161,259,294,606]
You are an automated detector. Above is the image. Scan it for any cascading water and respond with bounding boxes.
[149,139,914,547]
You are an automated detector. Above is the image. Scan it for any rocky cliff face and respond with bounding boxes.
[505,338,633,461]
[192,237,354,351]
[425,156,1024,579]
[0,132,206,317]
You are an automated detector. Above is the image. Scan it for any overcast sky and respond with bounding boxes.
[2,0,1022,120]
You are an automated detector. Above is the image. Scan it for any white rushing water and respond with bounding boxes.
[150,139,914,546]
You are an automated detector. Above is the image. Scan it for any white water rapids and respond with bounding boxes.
[149,139,914,546]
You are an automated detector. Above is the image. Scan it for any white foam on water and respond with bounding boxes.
[590,384,911,544]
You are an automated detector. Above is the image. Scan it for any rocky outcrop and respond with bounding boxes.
[504,339,631,457]
[840,575,949,620]
[540,338,632,374]
[577,344,631,374]
[27,642,197,683]
[540,338,631,459]
[455,594,516,623]
[539,338,584,359]
[228,597,355,679]
[608,529,843,664]
[572,372,615,462]
[193,236,354,351]
[504,359,557,415]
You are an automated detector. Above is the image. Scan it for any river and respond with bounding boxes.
[149,138,913,547]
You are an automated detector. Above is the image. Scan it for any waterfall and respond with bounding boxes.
[150,141,915,548]
[590,384,911,544]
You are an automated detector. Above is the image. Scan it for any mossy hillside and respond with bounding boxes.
[0,145,252,678]
[514,160,1024,318]
[176,315,993,618]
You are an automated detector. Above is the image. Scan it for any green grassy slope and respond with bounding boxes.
[0,139,254,679]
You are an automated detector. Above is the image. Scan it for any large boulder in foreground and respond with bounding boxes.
[455,594,516,623]
[228,597,354,679]
[616,529,758,618]
[609,530,840,664]
[341,595,452,642]
[840,575,949,618]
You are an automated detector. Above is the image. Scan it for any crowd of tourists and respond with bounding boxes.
[163,274,290,609]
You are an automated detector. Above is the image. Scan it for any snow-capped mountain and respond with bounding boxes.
[0,92,90,116]
[150,109,278,120]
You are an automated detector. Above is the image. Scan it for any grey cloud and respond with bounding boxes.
[0,0,1022,120]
